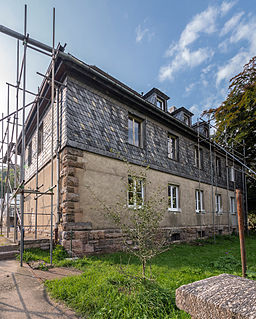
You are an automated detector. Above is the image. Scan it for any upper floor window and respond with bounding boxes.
[195,189,204,213]
[230,196,236,214]
[168,184,179,211]
[28,141,32,167]
[127,176,144,208]
[204,127,209,137]
[38,122,44,154]
[216,157,221,177]
[168,134,178,160]
[184,114,190,126]
[128,116,141,147]
[194,147,203,169]
[156,97,164,110]
[215,194,222,213]
[230,166,235,182]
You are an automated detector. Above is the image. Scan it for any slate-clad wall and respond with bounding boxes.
[66,76,242,189]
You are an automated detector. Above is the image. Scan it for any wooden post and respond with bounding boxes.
[236,189,246,278]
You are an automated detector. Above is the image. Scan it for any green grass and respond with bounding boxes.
[25,235,256,318]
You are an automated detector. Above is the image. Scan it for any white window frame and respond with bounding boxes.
[127,176,144,208]
[230,166,235,182]
[194,147,203,169]
[215,194,222,214]
[168,134,178,160]
[195,190,204,213]
[230,196,236,214]
[156,97,164,110]
[168,184,180,212]
[183,114,190,125]
[128,116,141,147]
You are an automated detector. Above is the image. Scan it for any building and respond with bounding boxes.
[22,52,242,255]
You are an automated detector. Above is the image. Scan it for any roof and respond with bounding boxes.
[171,107,194,117]
[143,87,170,101]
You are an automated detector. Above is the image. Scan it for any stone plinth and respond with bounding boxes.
[176,274,256,319]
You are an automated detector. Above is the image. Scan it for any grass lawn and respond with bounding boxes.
[23,235,256,318]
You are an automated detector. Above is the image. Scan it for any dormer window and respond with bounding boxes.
[184,114,190,126]
[156,97,165,110]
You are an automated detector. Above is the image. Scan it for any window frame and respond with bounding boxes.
[38,122,44,154]
[128,116,142,147]
[168,134,178,161]
[230,166,235,182]
[156,97,165,110]
[28,141,32,167]
[195,189,204,213]
[215,194,222,214]
[194,146,203,169]
[183,114,190,126]
[230,196,236,214]
[127,175,145,208]
[216,156,221,177]
[168,184,180,212]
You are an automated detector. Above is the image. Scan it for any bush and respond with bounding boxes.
[212,253,241,271]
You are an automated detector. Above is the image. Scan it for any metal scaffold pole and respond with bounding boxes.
[50,7,55,266]
[20,4,27,267]
[0,113,3,234]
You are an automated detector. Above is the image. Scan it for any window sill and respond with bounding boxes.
[168,208,181,213]
[127,142,143,149]
[216,212,223,215]
[195,210,206,214]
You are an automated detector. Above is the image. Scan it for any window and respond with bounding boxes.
[128,116,141,147]
[156,97,164,110]
[168,184,179,211]
[230,196,236,214]
[168,135,178,160]
[230,166,235,182]
[204,127,209,137]
[127,176,144,207]
[28,141,32,166]
[195,190,204,213]
[183,114,190,126]
[215,194,222,213]
[194,147,203,169]
[38,122,43,154]
[216,157,221,177]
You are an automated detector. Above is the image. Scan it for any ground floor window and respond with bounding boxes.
[195,189,204,213]
[230,196,236,214]
[168,184,179,211]
[215,194,222,213]
[127,176,144,208]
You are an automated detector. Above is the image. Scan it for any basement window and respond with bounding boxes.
[127,176,144,208]
[128,116,142,147]
[28,141,32,167]
[38,122,44,154]
[171,233,181,241]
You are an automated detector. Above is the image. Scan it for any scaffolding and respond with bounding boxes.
[0,5,255,268]
[0,5,59,266]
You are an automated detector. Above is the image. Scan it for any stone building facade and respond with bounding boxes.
[23,53,242,255]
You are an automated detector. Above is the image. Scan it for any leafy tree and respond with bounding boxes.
[204,56,256,220]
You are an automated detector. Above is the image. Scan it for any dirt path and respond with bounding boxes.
[0,260,81,319]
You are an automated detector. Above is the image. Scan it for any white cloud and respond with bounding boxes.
[216,16,256,85]
[159,47,214,81]
[189,104,200,115]
[185,82,196,93]
[135,25,149,43]
[159,5,219,81]
[220,0,237,16]
[220,11,244,36]
[166,6,218,58]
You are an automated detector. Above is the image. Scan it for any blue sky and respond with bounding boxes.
[0,0,255,122]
